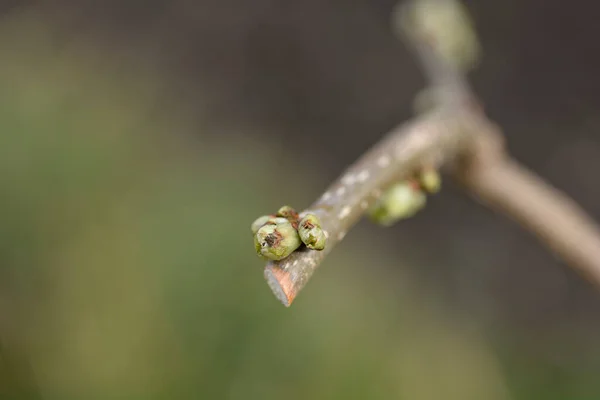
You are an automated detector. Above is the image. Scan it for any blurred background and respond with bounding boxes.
[0,0,599,399]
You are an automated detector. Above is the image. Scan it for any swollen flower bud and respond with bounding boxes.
[251,215,272,235]
[254,218,302,261]
[419,167,442,194]
[369,181,427,226]
[298,214,326,250]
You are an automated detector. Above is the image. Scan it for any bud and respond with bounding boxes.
[254,218,302,260]
[298,214,326,250]
[419,167,442,194]
[276,205,299,220]
[251,215,272,235]
[394,0,481,72]
[369,182,427,226]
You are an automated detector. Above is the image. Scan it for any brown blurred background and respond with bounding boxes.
[0,0,599,399]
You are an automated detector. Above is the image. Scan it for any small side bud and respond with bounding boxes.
[369,181,427,226]
[298,214,326,250]
[419,168,442,194]
[276,205,299,221]
[254,219,302,261]
[276,205,300,229]
[251,215,272,234]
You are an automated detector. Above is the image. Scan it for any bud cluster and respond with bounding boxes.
[251,206,326,261]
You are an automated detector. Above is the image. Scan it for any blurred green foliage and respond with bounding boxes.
[0,9,599,400]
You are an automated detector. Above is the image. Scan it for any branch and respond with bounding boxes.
[265,109,487,306]
[457,137,600,286]
[401,0,600,284]
[262,0,600,306]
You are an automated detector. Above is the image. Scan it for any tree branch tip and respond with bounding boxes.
[264,265,293,307]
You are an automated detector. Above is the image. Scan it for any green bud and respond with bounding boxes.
[298,214,326,250]
[251,215,272,234]
[254,218,302,261]
[419,168,442,194]
[369,182,427,226]
[394,0,481,72]
[276,205,299,222]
